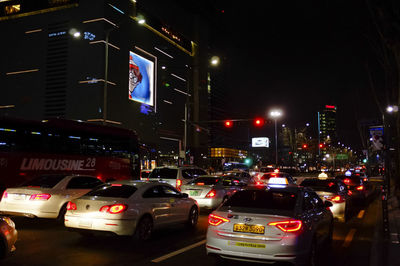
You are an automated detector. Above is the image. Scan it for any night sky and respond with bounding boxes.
[208,0,381,150]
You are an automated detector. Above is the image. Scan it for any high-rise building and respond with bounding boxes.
[319,105,337,145]
[0,0,212,166]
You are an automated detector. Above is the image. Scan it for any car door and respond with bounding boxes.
[161,185,189,222]
[142,185,172,225]
[308,191,330,244]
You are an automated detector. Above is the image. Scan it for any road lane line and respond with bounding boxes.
[151,239,207,263]
[357,210,365,219]
[342,228,357,248]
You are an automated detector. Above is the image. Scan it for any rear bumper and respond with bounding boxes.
[0,203,58,218]
[64,215,136,236]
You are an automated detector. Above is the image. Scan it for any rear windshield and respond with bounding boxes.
[335,176,361,185]
[221,190,297,214]
[85,184,137,198]
[189,177,220,185]
[182,169,207,179]
[260,173,287,180]
[149,168,178,179]
[260,168,274,173]
[23,174,66,188]
[300,179,338,193]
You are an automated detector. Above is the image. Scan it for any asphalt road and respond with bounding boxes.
[2,179,383,266]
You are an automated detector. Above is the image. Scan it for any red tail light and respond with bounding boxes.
[268,220,302,232]
[344,179,350,184]
[99,204,127,214]
[196,182,205,186]
[348,190,353,196]
[29,193,51,200]
[356,185,364,191]
[363,178,368,182]
[2,191,7,199]
[67,201,77,210]
[176,179,182,190]
[205,189,217,198]
[208,214,230,226]
[327,195,345,203]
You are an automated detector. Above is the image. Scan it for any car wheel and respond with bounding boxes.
[186,206,199,228]
[57,203,68,223]
[134,215,153,241]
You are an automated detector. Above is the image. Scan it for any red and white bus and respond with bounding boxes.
[0,117,140,192]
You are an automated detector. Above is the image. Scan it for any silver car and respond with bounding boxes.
[181,175,245,210]
[206,185,333,265]
[147,166,207,190]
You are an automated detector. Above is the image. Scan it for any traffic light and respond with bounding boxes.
[319,143,324,148]
[302,144,308,149]
[224,120,233,128]
[253,118,265,127]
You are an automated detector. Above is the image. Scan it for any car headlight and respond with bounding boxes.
[1,217,15,228]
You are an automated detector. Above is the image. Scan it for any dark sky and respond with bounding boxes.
[208,0,381,150]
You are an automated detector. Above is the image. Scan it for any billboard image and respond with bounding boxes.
[252,137,270,148]
[129,51,154,106]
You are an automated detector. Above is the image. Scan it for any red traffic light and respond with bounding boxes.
[319,143,324,148]
[253,118,265,127]
[224,120,233,128]
[302,144,308,149]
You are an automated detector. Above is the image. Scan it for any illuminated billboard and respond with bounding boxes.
[129,51,155,106]
[252,137,270,148]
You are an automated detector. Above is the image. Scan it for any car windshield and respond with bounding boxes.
[300,179,338,193]
[189,177,220,185]
[22,174,67,188]
[149,168,178,179]
[220,189,297,215]
[182,169,207,179]
[85,184,137,198]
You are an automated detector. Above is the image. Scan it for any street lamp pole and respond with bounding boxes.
[270,110,282,166]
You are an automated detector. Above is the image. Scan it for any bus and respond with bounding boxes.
[0,117,140,192]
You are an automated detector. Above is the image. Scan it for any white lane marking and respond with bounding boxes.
[357,210,365,219]
[151,239,207,263]
[342,228,357,247]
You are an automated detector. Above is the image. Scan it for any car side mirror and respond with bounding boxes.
[181,193,189,198]
[324,201,333,208]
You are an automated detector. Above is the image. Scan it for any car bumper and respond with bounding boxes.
[64,215,136,236]
[206,229,307,264]
[194,198,222,209]
[329,202,346,221]
[0,202,58,218]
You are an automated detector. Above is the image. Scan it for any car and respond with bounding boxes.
[335,174,371,202]
[147,166,208,190]
[180,175,245,210]
[0,216,17,259]
[250,171,297,185]
[64,180,199,240]
[206,185,333,265]
[300,178,352,222]
[0,174,104,220]
[222,170,252,184]
[140,169,152,180]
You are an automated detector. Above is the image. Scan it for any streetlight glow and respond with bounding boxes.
[270,110,282,117]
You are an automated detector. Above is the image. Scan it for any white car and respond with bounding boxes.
[0,174,104,219]
[64,181,199,239]
[147,166,207,190]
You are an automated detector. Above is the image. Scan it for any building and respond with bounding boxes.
[319,105,337,146]
[0,0,213,167]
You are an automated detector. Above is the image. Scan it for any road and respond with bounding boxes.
[3,178,383,266]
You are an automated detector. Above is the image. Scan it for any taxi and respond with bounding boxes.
[206,184,333,265]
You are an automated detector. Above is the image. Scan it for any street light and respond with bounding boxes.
[269,109,283,165]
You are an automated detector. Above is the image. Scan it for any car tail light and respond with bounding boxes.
[176,179,182,190]
[196,182,205,186]
[29,193,51,200]
[327,195,345,203]
[67,201,77,210]
[205,189,217,198]
[363,178,368,182]
[348,190,353,196]
[99,204,127,214]
[268,220,302,232]
[344,178,350,184]
[2,191,7,199]
[208,214,230,226]
[356,185,364,191]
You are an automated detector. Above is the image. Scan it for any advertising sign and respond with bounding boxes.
[129,51,154,106]
[251,137,270,148]
[369,126,384,151]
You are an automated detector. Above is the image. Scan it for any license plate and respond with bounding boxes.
[11,194,27,200]
[79,219,92,228]
[189,190,200,196]
[233,224,265,234]
[228,241,266,248]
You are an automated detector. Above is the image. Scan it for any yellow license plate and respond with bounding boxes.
[233,224,265,234]
[228,241,266,248]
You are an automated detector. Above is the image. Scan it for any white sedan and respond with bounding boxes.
[0,174,104,219]
[64,181,199,240]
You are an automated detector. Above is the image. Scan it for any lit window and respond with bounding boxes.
[4,4,20,15]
